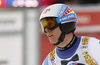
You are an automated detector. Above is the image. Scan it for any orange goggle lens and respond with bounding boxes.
[40,17,58,32]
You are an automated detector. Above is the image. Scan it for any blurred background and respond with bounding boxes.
[0,0,100,65]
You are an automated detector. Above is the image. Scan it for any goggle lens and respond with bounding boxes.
[40,17,58,32]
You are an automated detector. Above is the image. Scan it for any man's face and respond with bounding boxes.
[45,27,61,44]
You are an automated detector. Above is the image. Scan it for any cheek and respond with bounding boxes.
[54,28,62,38]
[55,32,61,37]
[52,30,61,43]
[48,27,62,43]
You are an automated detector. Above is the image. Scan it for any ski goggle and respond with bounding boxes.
[40,17,59,32]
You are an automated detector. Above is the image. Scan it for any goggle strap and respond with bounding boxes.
[53,32,66,46]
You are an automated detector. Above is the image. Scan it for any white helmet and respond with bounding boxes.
[39,4,77,45]
[40,3,77,34]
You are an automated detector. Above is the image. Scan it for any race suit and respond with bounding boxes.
[42,36,100,65]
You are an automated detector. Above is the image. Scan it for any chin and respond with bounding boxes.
[50,40,58,44]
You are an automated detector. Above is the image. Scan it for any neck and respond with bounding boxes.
[57,33,74,48]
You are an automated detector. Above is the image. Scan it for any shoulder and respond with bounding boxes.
[80,36,99,44]
[42,55,49,65]
[88,37,100,64]
[88,37,100,47]
[87,37,100,52]
[42,49,56,65]
[80,36,100,48]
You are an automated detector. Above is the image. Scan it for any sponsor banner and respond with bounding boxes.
[0,0,6,7]
[76,11,100,26]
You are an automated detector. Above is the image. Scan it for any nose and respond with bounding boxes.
[44,27,51,33]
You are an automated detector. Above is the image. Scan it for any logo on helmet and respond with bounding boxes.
[57,13,76,23]
[43,8,51,14]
